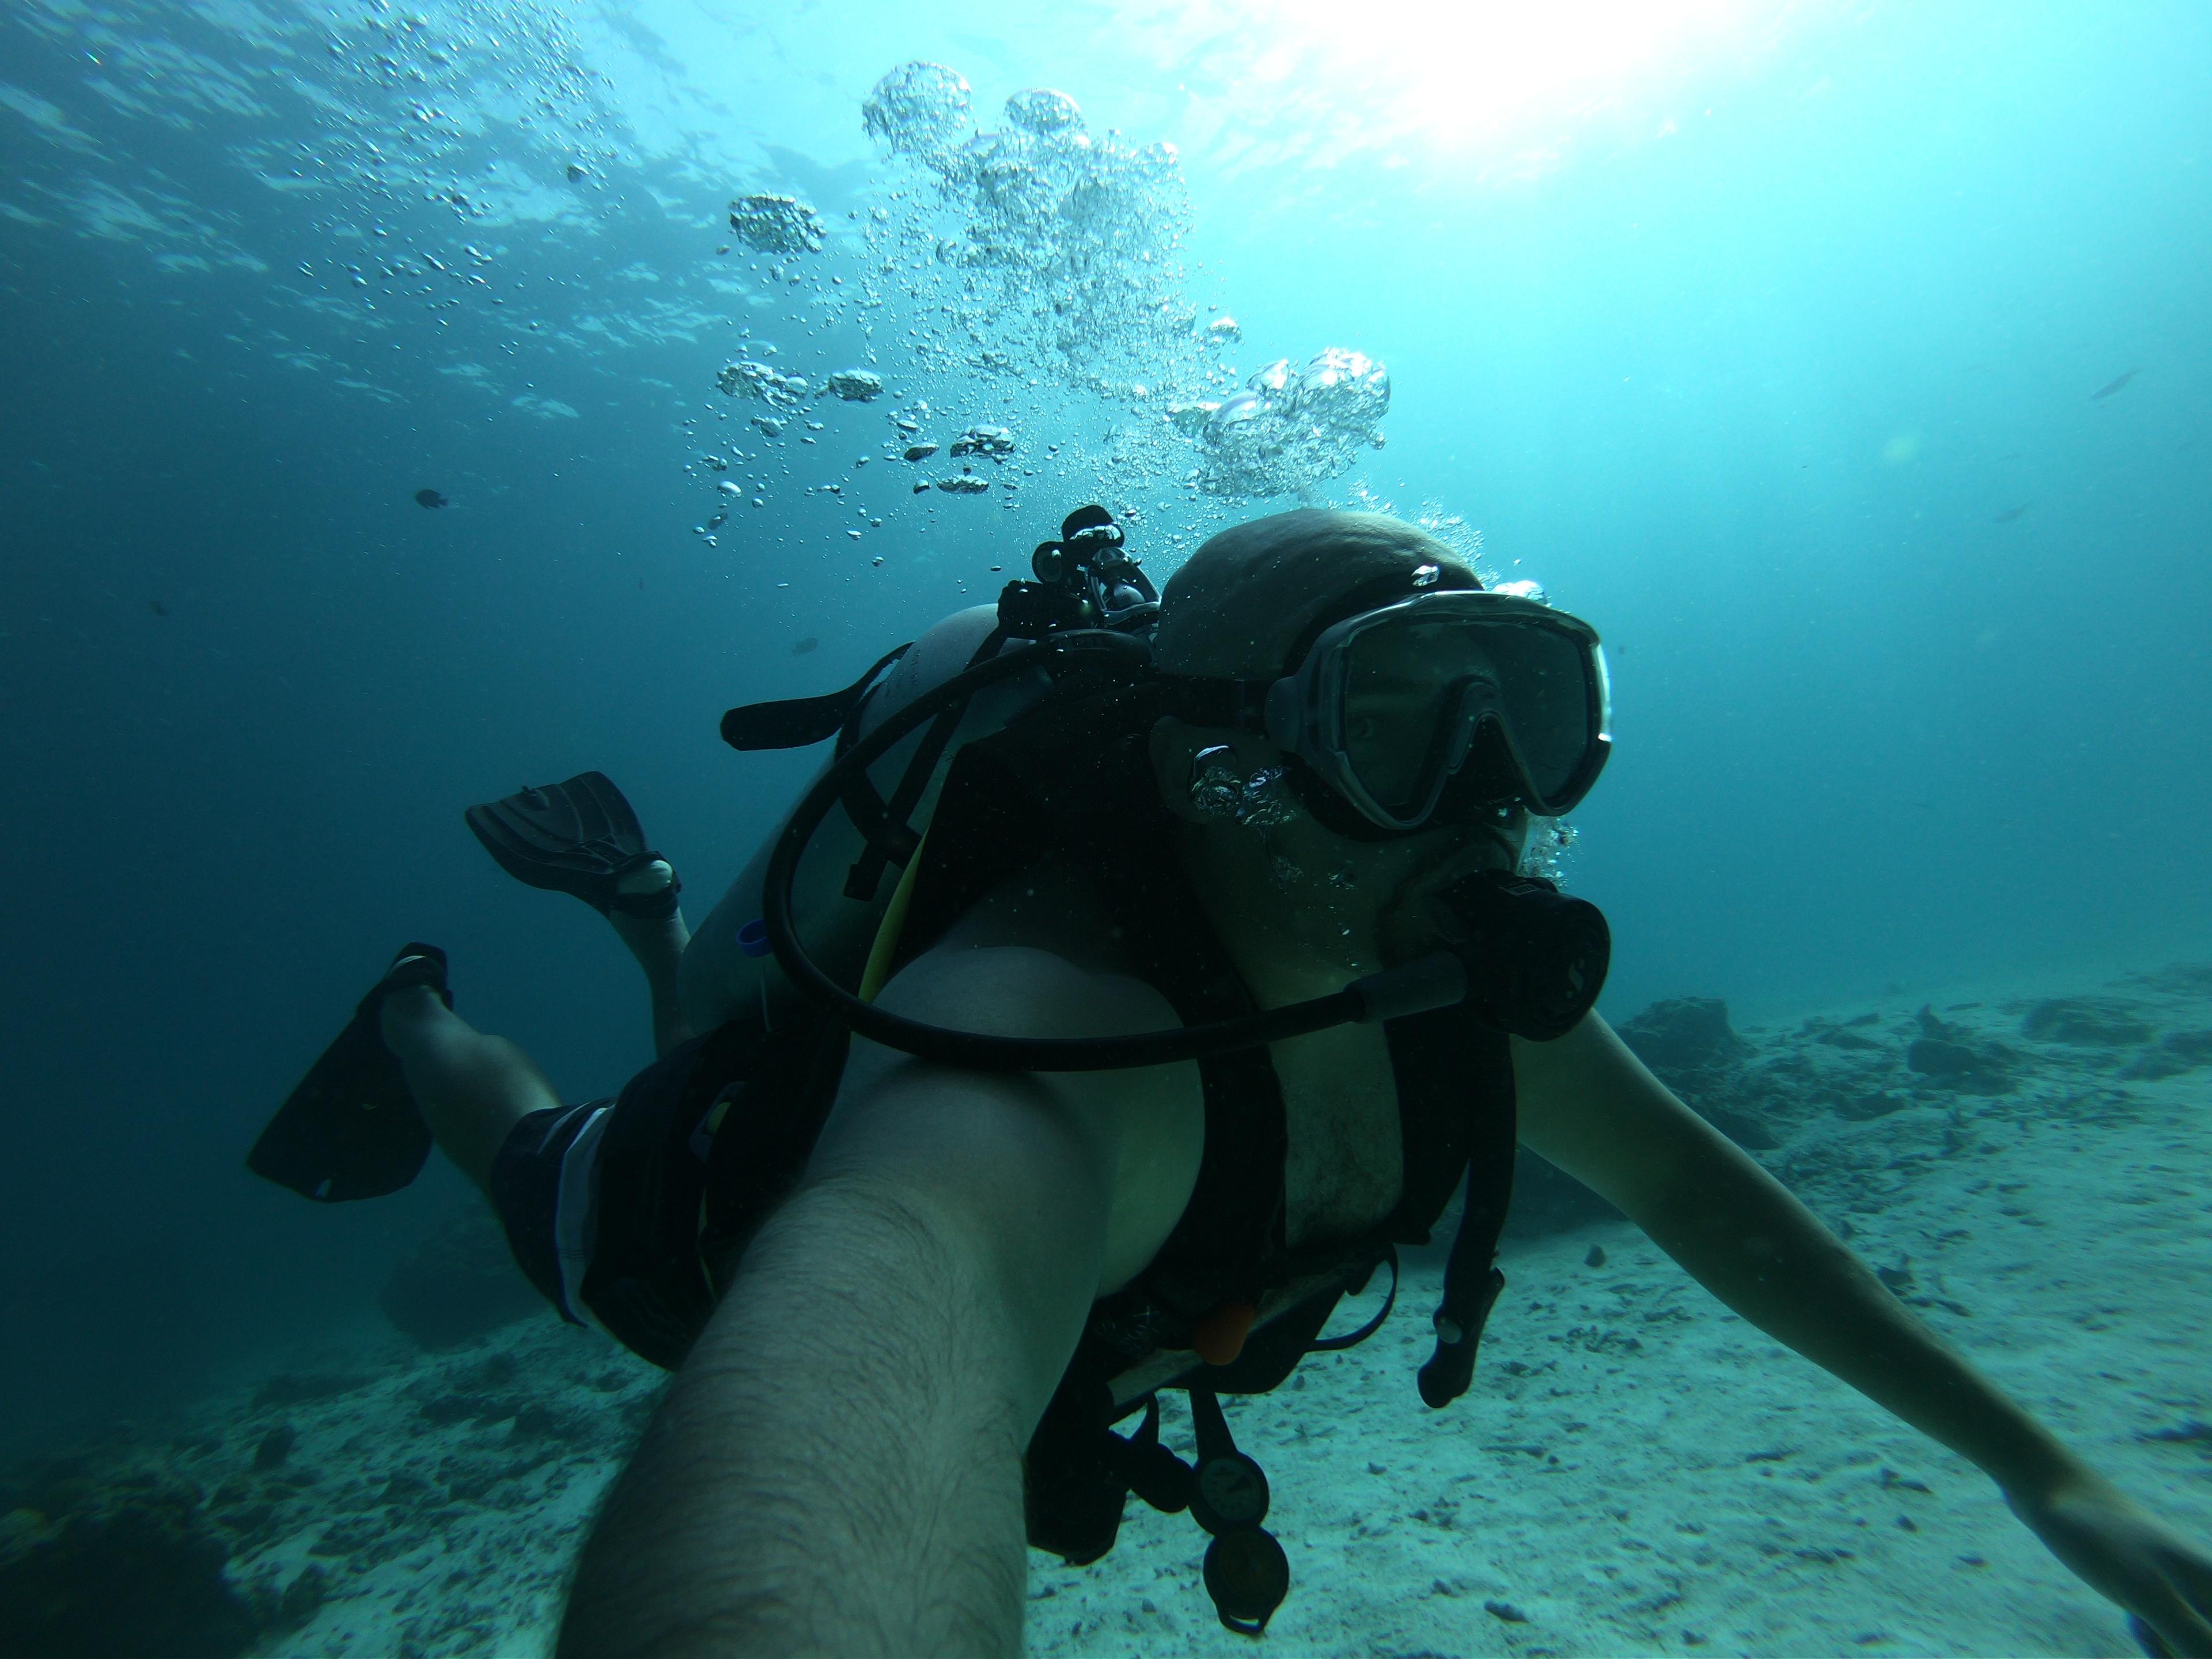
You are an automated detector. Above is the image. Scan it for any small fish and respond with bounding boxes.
[414,487,448,509]
[1993,505,2029,523]
[791,636,819,656]
[2090,369,2139,401]
[149,599,169,616]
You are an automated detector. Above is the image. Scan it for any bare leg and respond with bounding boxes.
[609,900,692,1059]
[376,852,688,1196]
[380,986,560,1194]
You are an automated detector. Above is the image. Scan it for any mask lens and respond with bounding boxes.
[1341,609,1593,815]
[1474,618,1595,800]
[1342,614,1472,815]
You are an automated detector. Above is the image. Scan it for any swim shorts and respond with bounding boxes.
[487,1096,618,1329]
[482,1016,847,1366]
[486,1029,723,1335]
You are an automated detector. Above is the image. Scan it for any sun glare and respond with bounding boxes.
[1218,0,1779,166]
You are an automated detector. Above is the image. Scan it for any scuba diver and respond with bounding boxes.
[251,507,2212,1657]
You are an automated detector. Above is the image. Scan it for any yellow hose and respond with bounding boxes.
[857,828,927,1003]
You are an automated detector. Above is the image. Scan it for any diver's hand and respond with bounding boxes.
[2006,1473,2212,1657]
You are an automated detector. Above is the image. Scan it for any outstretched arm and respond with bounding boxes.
[559,944,1203,1659]
[1513,1013,2212,1658]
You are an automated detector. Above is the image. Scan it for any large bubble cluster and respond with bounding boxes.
[679,60,1402,556]
[820,369,886,403]
[728,194,826,255]
[859,63,1203,396]
[717,359,810,408]
[860,62,976,168]
[1183,347,1392,498]
[850,62,1394,511]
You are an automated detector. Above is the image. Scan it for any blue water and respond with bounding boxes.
[2,0,2207,1518]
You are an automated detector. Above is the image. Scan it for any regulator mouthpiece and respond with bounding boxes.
[1431,870,1609,1041]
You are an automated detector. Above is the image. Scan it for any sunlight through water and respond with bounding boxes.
[1108,0,1819,185]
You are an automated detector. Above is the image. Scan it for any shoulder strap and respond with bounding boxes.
[1382,1006,1518,1407]
[1381,1005,1509,1240]
[839,627,1012,903]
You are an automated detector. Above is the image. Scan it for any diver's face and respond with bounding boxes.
[1150,717,1528,967]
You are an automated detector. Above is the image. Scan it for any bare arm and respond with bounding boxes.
[1513,1012,2212,1655]
[559,945,1202,1659]
[1513,1013,2075,1492]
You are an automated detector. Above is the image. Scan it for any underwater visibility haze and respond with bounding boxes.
[2,0,2210,1653]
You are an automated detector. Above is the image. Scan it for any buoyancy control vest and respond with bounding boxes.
[580,675,1524,1635]
[883,666,1525,1635]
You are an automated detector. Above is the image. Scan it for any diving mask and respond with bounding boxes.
[1253,589,1611,832]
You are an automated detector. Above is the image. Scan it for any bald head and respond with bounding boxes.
[1153,509,1477,681]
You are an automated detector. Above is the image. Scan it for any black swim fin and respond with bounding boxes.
[464,771,680,919]
[247,944,448,1202]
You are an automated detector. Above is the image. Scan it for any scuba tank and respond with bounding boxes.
[677,506,1162,1039]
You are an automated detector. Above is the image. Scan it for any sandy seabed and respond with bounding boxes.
[13,963,2209,1659]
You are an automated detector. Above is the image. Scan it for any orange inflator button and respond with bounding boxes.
[1192,1301,1258,1368]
